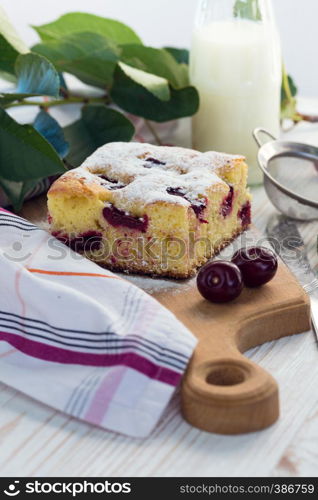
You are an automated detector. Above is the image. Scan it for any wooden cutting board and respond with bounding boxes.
[151,263,310,435]
[20,195,311,435]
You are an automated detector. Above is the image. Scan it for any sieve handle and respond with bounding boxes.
[253,128,277,149]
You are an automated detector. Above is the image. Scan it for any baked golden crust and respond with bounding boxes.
[48,172,107,200]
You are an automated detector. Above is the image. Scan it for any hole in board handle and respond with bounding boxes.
[206,365,246,387]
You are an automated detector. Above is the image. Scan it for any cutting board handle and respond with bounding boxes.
[182,349,279,434]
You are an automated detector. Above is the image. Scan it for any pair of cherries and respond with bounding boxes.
[197,246,278,303]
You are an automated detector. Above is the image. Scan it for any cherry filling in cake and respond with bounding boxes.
[47,142,251,278]
[144,157,166,167]
[52,231,103,251]
[166,187,208,223]
[98,175,125,190]
[220,186,234,217]
[191,201,208,223]
[238,201,251,227]
[103,205,149,233]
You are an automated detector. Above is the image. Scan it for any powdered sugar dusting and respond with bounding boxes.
[82,142,243,174]
[66,142,245,209]
[72,167,101,184]
[123,273,196,295]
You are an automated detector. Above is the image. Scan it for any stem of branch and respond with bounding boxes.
[144,120,163,146]
[297,113,318,123]
[4,95,111,109]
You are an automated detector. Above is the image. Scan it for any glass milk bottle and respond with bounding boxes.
[190,0,282,185]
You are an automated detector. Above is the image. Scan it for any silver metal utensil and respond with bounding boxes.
[266,214,318,341]
[253,128,318,221]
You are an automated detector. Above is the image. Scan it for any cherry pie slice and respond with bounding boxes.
[48,142,251,278]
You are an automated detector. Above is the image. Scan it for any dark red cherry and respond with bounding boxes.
[145,157,166,166]
[166,186,186,198]
[231,246,278,287]
[238,201,251,227]
[197,261,243,303]
[166,187,208,223]
[220,186,234,217]
[98,175,125,190]
[52,231,102,252]
[103,205,148,233]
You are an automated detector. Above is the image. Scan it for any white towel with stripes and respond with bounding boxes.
[0,208,197,437]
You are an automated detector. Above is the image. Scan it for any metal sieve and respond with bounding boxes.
[253,128,318,221]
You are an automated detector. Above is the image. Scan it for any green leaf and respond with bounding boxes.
[0,53,61,106]
[34,110,69,158]
[233,0,262,21]
[0,70,17,84]
[281,74,298,102]
[0,36,20,75]
[0,177,39,211]
[15,53,60,97]
[164,47,189,65]
[0,6,28,75]
[116,62,170,101]
[58,73,68,96]
[33,12,142,45]
[111,63,199,122]
[0,6,28,54]
[0,108,65,181]
[33,32,120,89]
[120,45,189,88]
[64,105,135,166]
[280,71,299,121]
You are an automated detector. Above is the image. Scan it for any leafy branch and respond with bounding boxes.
[3,95,111,109]
[0,4,316,210]
[0,9,199,210]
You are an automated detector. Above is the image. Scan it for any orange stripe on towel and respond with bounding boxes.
[26,268,122,280]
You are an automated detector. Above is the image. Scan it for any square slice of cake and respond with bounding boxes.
[47,142,251,278]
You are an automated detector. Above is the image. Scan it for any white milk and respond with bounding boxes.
[190,20,281,184]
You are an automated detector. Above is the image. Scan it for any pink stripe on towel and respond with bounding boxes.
[0,331,182,386]
[84,366,127,425]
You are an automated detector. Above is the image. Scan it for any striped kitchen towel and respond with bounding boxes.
[0,208,197,437]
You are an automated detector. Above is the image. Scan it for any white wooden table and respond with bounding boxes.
[0,105,317,478]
